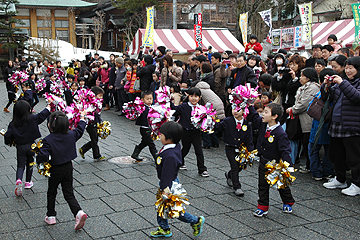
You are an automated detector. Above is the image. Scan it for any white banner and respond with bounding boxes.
[258,9,272,43]
[298,2,312,49]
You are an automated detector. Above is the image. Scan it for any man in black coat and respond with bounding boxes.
[137,55,156,92]
[228,54,257,90]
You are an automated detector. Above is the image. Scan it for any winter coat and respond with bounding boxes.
[161,65,183,87]
[245,42,263,55]
[4,66,16,92]
[321,77,360,134]
[195,81,225,120]
[213,63,227,96]
[97,67,110,85]
[229,65,257,89]
[137,64,156,91]
[290,81,320,133]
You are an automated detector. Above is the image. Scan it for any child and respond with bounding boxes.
[4,100,52,196]
[19,81,34,107]
[44,74,56,93]
[29,72,39,111]
[36,111,88,230]
[79,86,105,161]
[149,71,161,103]
[247,103,295,217]
[215,108,254,196]
[66,74,75,90]
[170,82,182,106]
[131,91,158,162]
[171,87,209,177]
[150,121,205,238]
[245,35,263,56]
[74,68,80,82]
[260,92,271,108]
[64,82,79,106]
[78,77,88,90]
[327,34,342,53]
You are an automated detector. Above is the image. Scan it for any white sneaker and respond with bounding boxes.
[341,183,360,196]
[74,210,87,230]
[323,178,348,189]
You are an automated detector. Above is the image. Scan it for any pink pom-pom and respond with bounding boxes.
[190,103,217,133]
[122,97,145,120]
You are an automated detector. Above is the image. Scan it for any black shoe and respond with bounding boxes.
[131,145,143,161]
[224,172,233,187]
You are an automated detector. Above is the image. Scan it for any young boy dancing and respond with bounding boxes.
[150,121,205,237]
[247,103,295,217]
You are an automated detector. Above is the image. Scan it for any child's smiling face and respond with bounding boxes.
[189,94,200,105]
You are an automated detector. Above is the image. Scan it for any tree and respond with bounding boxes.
[91,10,105,51]
[0,0,27,59]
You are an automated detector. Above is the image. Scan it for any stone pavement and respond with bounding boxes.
[0,81,359,240]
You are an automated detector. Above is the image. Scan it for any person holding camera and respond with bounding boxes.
[97,57,111,110]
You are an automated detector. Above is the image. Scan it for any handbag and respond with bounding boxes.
[133,78,140,91]
[124,79,131,92]
[307,96,332,122]
[286,114,302,140]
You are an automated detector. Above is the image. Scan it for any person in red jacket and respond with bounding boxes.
[245,35,263,56]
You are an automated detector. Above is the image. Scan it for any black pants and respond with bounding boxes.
[225,146,242,190]
[258,157,295,211]
[117,88,129,112]
[16,143,34,182]
[302,133,310,168]
[330,136,360,187]
[138,127,157,153]
[47,161,81,217]
[32,92,39,109]
[181,129,207,173]
[81,123,101,159]
[5,92,15,109]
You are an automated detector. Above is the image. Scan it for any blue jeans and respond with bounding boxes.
[202,132,219,147]
[289,140,299,164]
[308,142,334,178]
[157,178,199,229]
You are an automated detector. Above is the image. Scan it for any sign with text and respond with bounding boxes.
[281,27,294,49]
[194,13,203,48]
[143,6,154,47]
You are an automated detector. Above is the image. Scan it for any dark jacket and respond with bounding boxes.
[4,66,16,92]
[137,64,156,91]
[321,77,360,133]
[135,105,150,127]
[156,144,182,190]
[36,120,86,165]
[192,72,216,92]
[4,108,50,145]
[247,106,292,166]
[171,102,197,131]
[19,60,28,71]
[108,67,116,93]
[114,65,126,89]
[18,89,33,106]
[215,117,254,149]
[229,65,257,89]
[64,90,77,106]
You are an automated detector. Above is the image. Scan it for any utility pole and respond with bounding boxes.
[173,0,177,29]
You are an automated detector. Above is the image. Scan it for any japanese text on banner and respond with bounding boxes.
[143,6,154,48]
[352,3,360,44]
[298,2,312,49]
[258,9,272,43]
[194,13,203,48]
[239,12,248,45]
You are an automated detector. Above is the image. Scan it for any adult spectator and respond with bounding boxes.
[314,59,326,76]
[54,61,66,76]
[3,60,16,112]
[97,60,111,110]
[269,53,286,75]
[211,52,226,103]
[337,47,350,58]
[321,45,334,63]
[160,55,182,87]
[286,68,320,170]
[42,60,51,80]
[157,46,166,58]
[330,55,347,78]
[13,57,20,70]
[109,53,116,68]
[187,56,199,82]
[322,56,360,196]
[137,55,156,92]
[94,53,99,61]
[194,62,215,91]
[19,56,28,72]
[194,47,203,56]
[258,73,272,93]
[114,57,127,114]
[207,46,213,64]
[166,49,173,57]
[305,44,322,68]
[228,54,257,90]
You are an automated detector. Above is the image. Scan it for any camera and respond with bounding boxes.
[278,67,291,74]
[328,76,334,82]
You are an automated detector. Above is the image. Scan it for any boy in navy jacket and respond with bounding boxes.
[19,81,33,106]
[131,91,157,162]
[247,103,295,217]
[150,121,205,238]
[215,108,254,197]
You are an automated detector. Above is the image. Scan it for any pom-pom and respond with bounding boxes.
[35,78,46,92]
[122,97,145,120]
[155,182,190,219]
[265,160,296,189]
[235,144,259,169]
[155,86,171,104]
[9,71,29,86]
[54,68,65,80]
[50,81,64,97]
[43,93,66,112]
[97,121,111,139]
[148,102,175,139]
[190,103,217,133]
[31,140,43,154]
[229,83,259,118]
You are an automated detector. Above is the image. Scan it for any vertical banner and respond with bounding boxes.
[239,12,248,45]
[143,6,154,47]
[281,27,294,49]
[352,3,360,44]
[294,26,303,48]
[298,2,312,49]
[258,9,272,43]
[271,29,281,50]
[194,13,203,48]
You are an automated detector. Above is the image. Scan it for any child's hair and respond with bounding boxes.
[261,92,272,101]
[266,103,283,122]
[67,74,75,80]
[170,83,181,93]
[258,73,272,87]
[153,71,161,78]
[70,82,79,88]
[160,121,183,144]
[48,111,69,134]
[141,90,153,99]
[21,80,31,88]
[12,100,31,127]
[78,77,86,83]
[187,87,201,97]
[91,86,104,95]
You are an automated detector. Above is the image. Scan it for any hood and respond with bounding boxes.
[195,81,210,90]
[147,64,156,74]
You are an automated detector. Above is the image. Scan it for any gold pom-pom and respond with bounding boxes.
[97,121,111,139]
[265,159,296,189]
[235,144,258,169]
[31,140,43,154]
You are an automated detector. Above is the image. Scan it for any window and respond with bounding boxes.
[37,20,51,28]
[218,6,227,13]
[15,19,30,27]
[107,31,113,47]
[55,20,69,28]
[38,29,52,38]
[56,30,69,42]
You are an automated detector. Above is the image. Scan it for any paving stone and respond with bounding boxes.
[112,231,151,239]
[0,212,26,233]
[101,194,142,212]
[22,192,47,209]
[126,189,156,207]
[208,194,256,211]
[97,180,133,195]
[194,180,233,195]
[83,215,123,238]
[267,209,310,227]
[93,170,125,182]
[291,204,333,222]
[120,178,155,191]
[74,173,104,185]
[279,226,330,240]
[113,167,147,179]
[133,206,158,227]
[305,221,360,239]
[45,221,92,239]
[172,220,230,239]
[190,197,232,215]
[78,198,115,217]
[326,217,360,233]
[251,230,295,240]
[12,226,52,240]
[107,210,152,232]
[75,184,109,199]
[299,199,357,218]
[0,197,30,213]
[18,208,49,228]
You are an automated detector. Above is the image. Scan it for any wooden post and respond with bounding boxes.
[29,8,37,38]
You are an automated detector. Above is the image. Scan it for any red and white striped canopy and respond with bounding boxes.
[312,19,354,47]
[128,28,245,55]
